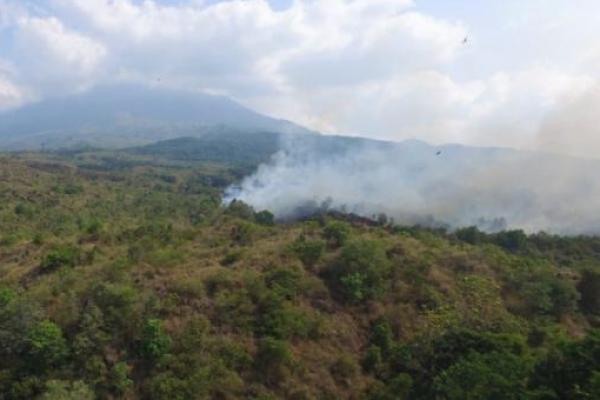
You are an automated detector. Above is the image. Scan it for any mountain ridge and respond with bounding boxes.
[0,84,313,150]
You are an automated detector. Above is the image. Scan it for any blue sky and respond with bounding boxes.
[1,0,599,157]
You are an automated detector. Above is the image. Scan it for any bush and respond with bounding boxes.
[375,374,412,400]
[323,222,350,247]
[91,283,138,331]
[327,240,391,303]
[265,266,304,300]
[432,351,531,400]
[25,320,68,371]
[455,226,485,245]
[371,318,394,353]
[140,319,172,361]
[221,250,243,266]
[255,210,275,226]
[40,245,81,272]
[493,230,528,252]
[230,222,256,245]
[226,200,255,220]
[520,275,579,317]
[256,294,320,340]
[109,361,133,395]
[531,330,600,398]
[39,380,94,400]
[292,236,325,268]
[578,269,600,315]
[422,329,526,378]
[330,354,359,386]
[363,345,384,374]
[14,203,35,218]
[0,287,16,308]
[255,337,292,385]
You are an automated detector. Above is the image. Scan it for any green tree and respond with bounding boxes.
[577,269,600,315]
[323,222,351,247]
[39,380,94,400]
[432,351,531,400]
[25,320,68,371]
[109,362,133,395]
[255,210,275,226]
[141,318,172,361]
[292,236,325,268]
[531,330,600,398]
[255,337,292,385]
[327,239,391,303]
[40,245,81,272]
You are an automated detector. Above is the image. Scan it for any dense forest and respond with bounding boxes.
[0,147,599,400]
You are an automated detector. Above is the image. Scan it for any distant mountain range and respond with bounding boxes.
[0,84,313,150]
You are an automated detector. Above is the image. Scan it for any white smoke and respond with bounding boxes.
[225,135,600,234]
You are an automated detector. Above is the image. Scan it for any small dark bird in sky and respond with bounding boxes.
[463,36,468,44]
[436,151,442,156]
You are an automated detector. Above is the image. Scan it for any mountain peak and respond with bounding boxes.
[0,84,311,150]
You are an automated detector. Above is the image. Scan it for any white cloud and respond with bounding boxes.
[0,0,599,158]
[16,16,106,72]
[0,74,25,109]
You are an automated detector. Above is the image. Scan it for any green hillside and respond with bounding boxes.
[0,149,599,400]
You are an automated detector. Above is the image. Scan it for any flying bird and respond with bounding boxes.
[436,151,442,156]
[463,36,468,44]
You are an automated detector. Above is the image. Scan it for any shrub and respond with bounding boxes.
[40,245,81,272]
[91,283,138,331]
[109,362,133,395]
[14,203,35,218]
[25,320,68,371]
[230,222,256,245]
[578,269,600,315]
[323,222,350,247]
[265,266,304,300]
[256,294,320,340]
[255,337,292,385]
[520,275,579,317]
[140,319,172,361]
[432,351,531,400]
[40,380,95,400]
[221,250,243,266]
[363,345,384,374]
[0,287,16,308]
[292,236,325,268]
[493,230,528,252]
[84,218,103,236]
[255,210,275,226]
[330,354,359,386]
[0,296,42,358]
[423,329,526,377]
[455,226,485,245]
[226,200,255,220]
[371,318,394,353]
[327,240,391,303]
[531,330,600,398]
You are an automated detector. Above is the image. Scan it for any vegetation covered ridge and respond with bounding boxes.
[0,152,599,399]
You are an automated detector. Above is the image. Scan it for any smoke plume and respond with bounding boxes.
[225,134,600,234]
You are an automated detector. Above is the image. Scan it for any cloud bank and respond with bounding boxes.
[1,0,600,157]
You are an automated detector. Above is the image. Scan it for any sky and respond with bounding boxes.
[1,0,600,157]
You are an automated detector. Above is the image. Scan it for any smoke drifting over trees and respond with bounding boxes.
[227,135,600,234]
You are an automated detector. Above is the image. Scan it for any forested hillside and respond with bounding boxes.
[0,149,599,400]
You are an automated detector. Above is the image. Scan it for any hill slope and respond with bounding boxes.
[0,150,598,399]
